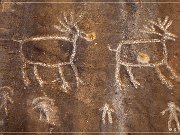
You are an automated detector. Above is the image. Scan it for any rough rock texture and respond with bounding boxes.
[0,0,180,134]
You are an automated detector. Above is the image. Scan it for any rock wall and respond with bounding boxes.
[0,0,180,134]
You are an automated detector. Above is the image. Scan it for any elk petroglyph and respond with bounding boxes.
[108,16,178,91]
[161,102,180,132]
[10,12,95,92]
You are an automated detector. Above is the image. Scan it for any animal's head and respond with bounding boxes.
[54,12,96,42]
[141,16,177,41]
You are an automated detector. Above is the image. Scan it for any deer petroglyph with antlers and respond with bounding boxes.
[10,12,96,92]
[108,16,178,91]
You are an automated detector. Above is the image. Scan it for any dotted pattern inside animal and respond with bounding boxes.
[108,16,178,90]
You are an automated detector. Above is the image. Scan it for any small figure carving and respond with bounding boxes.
[108,16,178,91]
[32,97,58,126]
[161,101,180,132]
[0,86,14,116]
[99,103,114,124]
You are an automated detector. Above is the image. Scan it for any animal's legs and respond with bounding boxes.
[126,66,140,89]
[165,63,178,80]
[22,62,31,86]
[58,65,70,92]
[155,66,173,89]
[115,63,123,91]
[115,44,124,91]
[71,62,83,87]
[34,65,44,87]
[20,43,31,86]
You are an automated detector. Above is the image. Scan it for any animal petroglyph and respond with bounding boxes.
[0,86,14,116]
[32,96,58,126]
[161,102,180,132]
[13,12,95,92]
[108,16,178,91]
[99,103,114,124]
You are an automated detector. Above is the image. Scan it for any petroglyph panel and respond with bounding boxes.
[0,1,179,133]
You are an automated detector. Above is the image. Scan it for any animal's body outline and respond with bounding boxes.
[108,16,178,91]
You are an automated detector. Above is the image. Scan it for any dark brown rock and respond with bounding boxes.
[0,0,180,134]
